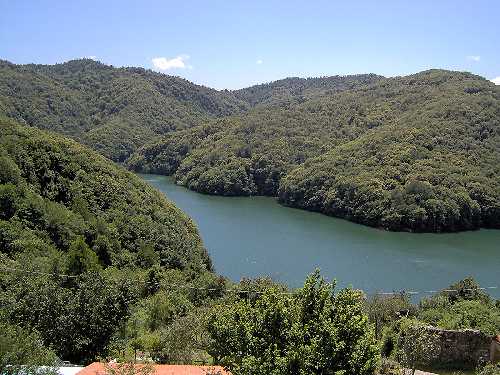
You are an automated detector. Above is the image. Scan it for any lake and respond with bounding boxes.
[140,174,500,299]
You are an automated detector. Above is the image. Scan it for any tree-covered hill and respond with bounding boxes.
[233,74,383,107]
[233,74,384,106]
[1,59,498,232]
[128,70,500,232]
[0,117,210,272]
[0,117,217,362]
[0,60,383,162]
[0,59,248,161]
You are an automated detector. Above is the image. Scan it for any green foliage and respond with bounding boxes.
[0,153,21,184]
[151,308,212,364]
[207,270,379,375]
[444,277,491,304]
[277,71,500,232]
[3,59,498,232]
[417,277,500,335]
[419,300,500,336]
[131,70,500,232]
[232,74,383,107]
[67,236,101,275]
[0,183,20,220]
[0,118,210,272]
[1,58,499,369]
[144,291,193,331]
[365,292,416,339]
[0,119,213,364]
[395,319,440,375]
[2,270,139,363]
[0,59,248,161]
[372,277,499,373]
[137,242,160,269]
[100,265,235,365]
[0,319,58,375]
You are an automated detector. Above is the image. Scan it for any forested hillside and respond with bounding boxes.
[129,70,500,232]
[0,118,215,362]
[0,60,383,162]
[233,74,383,107]
[0,59,247,161]
[1,59,498,232]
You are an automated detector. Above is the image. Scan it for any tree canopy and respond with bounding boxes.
[0,118,212,363]
[207,271,379,375]
[0,59,248,161]
[129,70,500,232]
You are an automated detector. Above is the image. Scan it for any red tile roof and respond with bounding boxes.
[76,362,231,375]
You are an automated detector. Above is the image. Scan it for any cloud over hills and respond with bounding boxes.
[152,55,190,70]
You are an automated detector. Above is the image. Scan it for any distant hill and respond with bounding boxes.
[0,60,382,161]
[233,74,383,107]
[128,70,500,232]
[0,59,248,161]
[1,59,498,232]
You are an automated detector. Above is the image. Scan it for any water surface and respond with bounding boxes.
[141,174,500,298]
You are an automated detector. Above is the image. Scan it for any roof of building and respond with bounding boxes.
[76,362,231,375]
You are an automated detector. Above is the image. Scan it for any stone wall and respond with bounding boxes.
[424,326,492,369]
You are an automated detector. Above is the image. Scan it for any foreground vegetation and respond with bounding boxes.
[368,277,500,374]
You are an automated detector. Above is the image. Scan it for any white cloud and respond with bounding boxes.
[152,55,190,70]
[491,77,500,85]
[466,55,481,62]
[85,56,97,60]
[256,59,263,65]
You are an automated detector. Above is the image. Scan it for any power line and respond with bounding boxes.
[0,265,294,295]
[0,265,78,278]
[373,286,498,296]
[0,265,497,297]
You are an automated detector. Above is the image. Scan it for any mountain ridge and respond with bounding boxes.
[129,69,500,232]
[1,60,498,232]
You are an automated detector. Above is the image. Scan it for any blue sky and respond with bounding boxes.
[1,0,499,89]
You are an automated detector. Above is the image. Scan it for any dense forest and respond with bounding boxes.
[0,62,498,371]
[1,60,499,232]
[0,118,214,363]
[0,59,247,161]
[0,59,379,163]
[129,70,500,232]
[232,74,383,107]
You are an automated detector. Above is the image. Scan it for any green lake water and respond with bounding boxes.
[140,174,500,298]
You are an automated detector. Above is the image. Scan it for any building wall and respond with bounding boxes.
[424,327,491,369]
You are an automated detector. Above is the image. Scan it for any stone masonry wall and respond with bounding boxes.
[424,326,491,369]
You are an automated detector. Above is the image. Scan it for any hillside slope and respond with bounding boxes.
[0,117,210,271]
[0,59,247,161]
[126,74,386,194]
[128,70,500,232]
[0,117,223,363]
[233,74,383,107]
